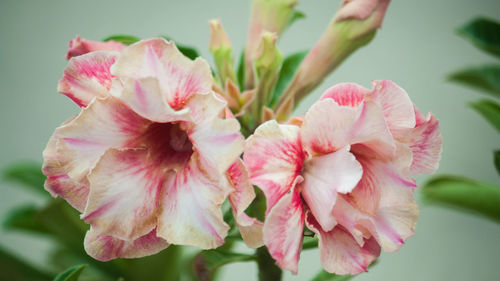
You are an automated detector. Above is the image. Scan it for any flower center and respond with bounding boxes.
[142,122,193,168]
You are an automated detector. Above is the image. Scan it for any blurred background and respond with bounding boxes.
[0,0,499,280]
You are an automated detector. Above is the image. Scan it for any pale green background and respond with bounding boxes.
[1,0,500,280]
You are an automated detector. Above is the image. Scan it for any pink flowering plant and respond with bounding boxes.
[8,1,485,281]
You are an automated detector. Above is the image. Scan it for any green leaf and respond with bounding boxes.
[269,50,307,107]
[161,36,200,60]
[53,264,87,281]
[0,246,52,281]
[422,175,500,223]
[457,17,500,58]
[3,199,87,252]
[193,250,255,281]
[102,35,140,45]
[469,99,500,133]
[287,10,306,29]
[311,271,354,281]
[448,65,500,98]
[115,246,182,281]
[494,150,500,175]
[237,50,246,91]
[311,260,377,281]
[302,237,318,250]
[2,161,48,197]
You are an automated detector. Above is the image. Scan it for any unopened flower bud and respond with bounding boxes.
[209,19,237,87]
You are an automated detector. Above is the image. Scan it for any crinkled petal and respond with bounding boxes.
[345,156,416,216]
[66,36,126,59]
[111,38,212,109]
[407,113,442,175]
[58,51,119,107]
[263,188,304,274]
[302,146,362,232]
[184,91,227,124]
[302,99,359,155]
[306,213,380,275]
[83,149,164,240]
[42,121,89,212]
[113,77,191,123]
[54,97,149,183]
[369,80,415,131]
[336,157,418,252]
[84,227,168,261]
[190,115,244,175]
[157,155,230,249]
[320,83,368,107]
[244,120,304,212]
[227,159,264,248]
[349,101,395,159]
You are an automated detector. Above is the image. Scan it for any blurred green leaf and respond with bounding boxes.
[193,250,255,281]
[448,65,500,98]
[311,271,354,281]
[302,237,318,250]
[457,17,500,58]
[161,36,199,60]
[469,99,500,133]
[269,50,307,107]
[495,150,500,175]
[0,246,52,281]
[3,199,87,251]
[422,175,500,223]
[115,246,182,281]
[237,51,246,91]
[311,260,377,281]
[2,161,48,197]
[53,264,87,281]
[102,35,140,45]
[286,10,306,30]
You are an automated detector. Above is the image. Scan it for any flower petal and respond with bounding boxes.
[226,159,264,248]
[84,227,168,261]
[42,122,89,212]
[336,157,418,252]
[83,149,165,240]
[320,82,368,107]
[369,80,415,131]
[407,113,442,175]
[302,146,362,232]
[190,117,244,175]
[263,188,304,274]
[157,155,230,249]
[66,36,126,59]
[113,77,191,123]
[306,214,380,275]
[58,51,119,107]
[349,101,395,159]
[111,38,212,109]
[54,97,149,183]
[301,99,359,155]
[244,120,304,212]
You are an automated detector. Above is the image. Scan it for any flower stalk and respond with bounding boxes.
[251,32,283,126]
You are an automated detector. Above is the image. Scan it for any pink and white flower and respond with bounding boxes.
[243,80,441,274]
[43,38,245,260]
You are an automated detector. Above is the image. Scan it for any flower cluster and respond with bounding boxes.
[42,0,442,276]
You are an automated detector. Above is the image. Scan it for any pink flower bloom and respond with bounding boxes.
[66,36,126,59]
[43,38,245,260]
[243,80,441,274]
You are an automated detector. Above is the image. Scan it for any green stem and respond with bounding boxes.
[256,247,282,281]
